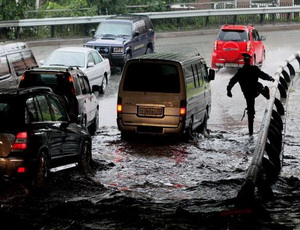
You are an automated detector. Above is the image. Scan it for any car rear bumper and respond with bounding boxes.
[0,157,26,179]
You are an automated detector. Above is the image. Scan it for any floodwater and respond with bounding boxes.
[0,29,300,229]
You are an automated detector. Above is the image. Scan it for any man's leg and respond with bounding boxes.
[257,82,270,99]
[245,97,255,136]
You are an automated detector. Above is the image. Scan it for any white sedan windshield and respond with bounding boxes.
[45,51,85,68]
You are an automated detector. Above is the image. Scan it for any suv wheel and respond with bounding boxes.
[32,151,49,189]
[89,109,99,135]
[79,140,92,174]
[99,76,107,94]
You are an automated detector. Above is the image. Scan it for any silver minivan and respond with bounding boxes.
[0,42,37,88]
[117,53,215,139]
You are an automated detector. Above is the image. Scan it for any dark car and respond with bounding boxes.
[84,14,155,68]
[19,66,99,135]
[0,87,92,189]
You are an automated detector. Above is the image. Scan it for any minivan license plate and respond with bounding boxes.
[138,107,163,117]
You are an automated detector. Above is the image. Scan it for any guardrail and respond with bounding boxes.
[1,6,300,39]
[237,52,300,204]
[1,6,300,28]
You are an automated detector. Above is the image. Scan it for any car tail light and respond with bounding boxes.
[12,132,28,150]
[246,42,251,52]
[117,97,122,113]
[68,75,73,83]
[214,41,218,51]
[17,167,27,173]
[180,100,187,117]
[20,74,25,81]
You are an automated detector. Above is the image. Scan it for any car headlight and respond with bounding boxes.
[113,47,124,53]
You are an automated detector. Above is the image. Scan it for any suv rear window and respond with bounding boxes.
[123,63,180,93]
[0,100,23,130]
[217,30,249,41]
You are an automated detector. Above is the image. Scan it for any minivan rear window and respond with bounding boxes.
[123,62,180,93]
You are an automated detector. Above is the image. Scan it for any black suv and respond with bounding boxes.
[19,66,99,135]
[85,14,155,68]
[0,87,92,188]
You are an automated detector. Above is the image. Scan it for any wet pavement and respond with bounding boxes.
[0,29,300,229]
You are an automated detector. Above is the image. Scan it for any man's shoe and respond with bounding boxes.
[261,86,270,99]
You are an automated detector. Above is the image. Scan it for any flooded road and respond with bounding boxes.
[1,28,300,229]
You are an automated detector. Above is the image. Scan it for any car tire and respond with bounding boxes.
[79,140,92,174]
[99,75,108,94]
[197,111,209,136]
[89,109,99,135]
[32,151,49,189]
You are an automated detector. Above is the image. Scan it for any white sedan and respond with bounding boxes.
[40,47,111,94]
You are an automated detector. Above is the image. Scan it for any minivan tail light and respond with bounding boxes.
[117,97,122,113]
[180,100,187,117]
[12,132,28,150]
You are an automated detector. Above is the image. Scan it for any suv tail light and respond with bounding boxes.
[246,42,251,52]
[213,41,218,51]
[12,132,28,150]
[117,97,122,114]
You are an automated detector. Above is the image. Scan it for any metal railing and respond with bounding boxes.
[1,6,300,28]
[237,52,300,204]
[1,6,300,39]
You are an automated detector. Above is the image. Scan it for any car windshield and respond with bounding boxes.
[95,21,132,37]
[44,51,85,68]
[123,63,180,93]
[217,30,249,41]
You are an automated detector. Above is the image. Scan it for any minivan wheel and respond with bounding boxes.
[32,151,49,189]
[185,119,196,140]
[197,112,209,136]
[99,76,107,94]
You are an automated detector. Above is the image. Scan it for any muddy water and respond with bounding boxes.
[0,29,300,229]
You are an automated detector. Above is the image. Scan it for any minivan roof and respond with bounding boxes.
[128,52,205,65]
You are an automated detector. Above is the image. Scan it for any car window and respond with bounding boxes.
[78,75,91,94]
[0,56,10,77]
[218,30,248,41]
[26,96,42,123]
[134,20,146,34]
[48,95,68,121]
[96,21,132,36]
[123,63,180,93]
[45,51,85,68]
[91,51,102,64]
[87,53,95,65]
[252,30,260,41]
[8,51,37,77]
[36,95,52,121]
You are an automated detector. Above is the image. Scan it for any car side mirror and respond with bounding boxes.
[133,30,140,37]
[260,35,266,41]
[208,68,215,81]
[87,62,95,68]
